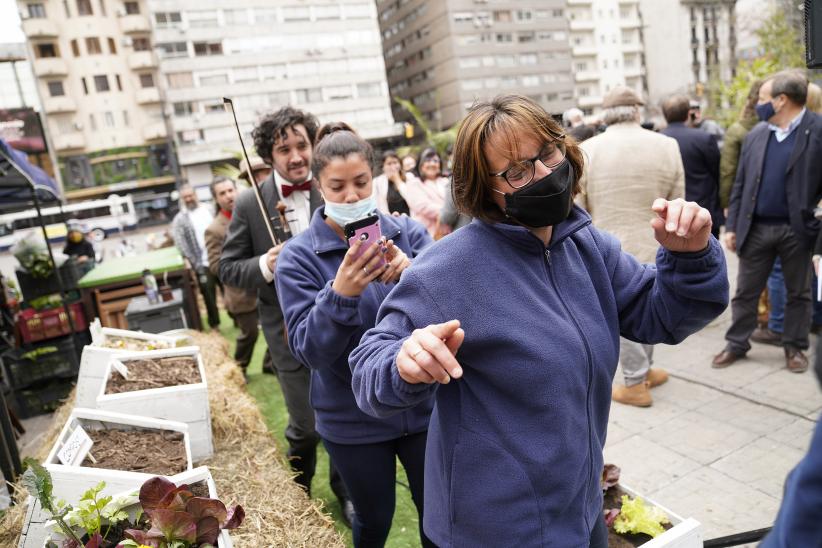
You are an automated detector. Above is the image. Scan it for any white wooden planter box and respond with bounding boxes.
[95,347,213,462]
[620,484,703,548]
[76,319,192,408]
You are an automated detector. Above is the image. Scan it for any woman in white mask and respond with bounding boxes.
[274,122,436,547]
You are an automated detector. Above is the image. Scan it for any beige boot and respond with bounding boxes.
[612,382,652,407]
[646,368,669,388]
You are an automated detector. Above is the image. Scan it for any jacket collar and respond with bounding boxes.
[477,206,592,253]
[309,208,404,254]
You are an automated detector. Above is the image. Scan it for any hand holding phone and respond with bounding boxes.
[332,215,390,297]
[345,215,387,270]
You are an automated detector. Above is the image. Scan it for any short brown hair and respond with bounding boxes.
[452,94,583,223]
[662,95,691,124]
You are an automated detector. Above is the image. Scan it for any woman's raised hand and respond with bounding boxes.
[377,240,411,284]
[397,320,465,384]
[651,198,712,253]
[332,239,389,297]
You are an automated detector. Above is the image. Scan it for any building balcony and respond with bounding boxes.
[43,96,77,114]
[575,70,599,83]
[22,18,58,38]
[622,42,644,54]
[569,19,595,31]
[623,66,643,78]
[54,132,86,151]
[119,14,151,34]
[32,57,68,77]
[620,17,642,29]
[578,95,603,108]
[142,121,167,141]
[136,87,161,104]
[128,51,158,70]
[572,45,598,57]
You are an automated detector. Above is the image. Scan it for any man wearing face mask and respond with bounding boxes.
[713,70,822,373]
[218,107,353,525]
[577,86,686,407]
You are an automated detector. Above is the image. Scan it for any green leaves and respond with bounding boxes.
[613,495,670,538]
[21,457,55,513]
[393,96,460,159]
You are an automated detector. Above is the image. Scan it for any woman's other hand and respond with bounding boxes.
[650,198,712,253]
[332,239,389,297]
[397,320,465,384]
[377,240,411,284]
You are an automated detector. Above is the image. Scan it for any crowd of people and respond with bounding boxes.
[159,68,822,547]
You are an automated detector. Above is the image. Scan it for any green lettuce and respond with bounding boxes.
[613,495,670,538]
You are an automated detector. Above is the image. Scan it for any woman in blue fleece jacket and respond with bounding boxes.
[275,122,435,547]
[349,95,729,548]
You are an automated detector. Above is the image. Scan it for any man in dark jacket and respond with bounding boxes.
[218,107,352,523]
[662,95,723,238]
[713,70,822,373]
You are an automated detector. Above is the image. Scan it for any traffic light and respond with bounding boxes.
[404,122,414,139]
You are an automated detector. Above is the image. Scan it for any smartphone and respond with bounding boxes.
[344,215,386,268]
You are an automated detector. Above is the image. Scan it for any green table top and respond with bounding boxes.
[78,247,185,288]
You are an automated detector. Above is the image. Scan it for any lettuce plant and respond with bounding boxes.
[117,476,244,548]
[613,495,670,538]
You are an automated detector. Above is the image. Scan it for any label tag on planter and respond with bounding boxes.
[58,426,94,466]
[112,359,130,380]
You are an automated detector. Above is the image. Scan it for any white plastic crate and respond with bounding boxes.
[620,484,703,548]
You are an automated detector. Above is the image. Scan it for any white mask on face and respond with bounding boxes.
[323,193,377,227]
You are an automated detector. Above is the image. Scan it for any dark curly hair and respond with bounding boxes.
[252,106,319,165]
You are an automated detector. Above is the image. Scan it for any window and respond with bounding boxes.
[282,6,310,21]
[85,37,102,54]
[344,3,371,19]
[295,88,321,103]
[35,43,58,58]
[575,62,587,71]
[458,56,481,69]
[71,39,80,56]
[518,31,535,43]
[203,102,224,114]
[89,113,96,130]
[493,10,512,22]
[154,12,182,26]
[178,129,204,144]
[268,91,289,105]
[516,10,533,22]
[453,11,472,23]
[173,102,194,116]
[167,72,193,88]
[94,74,110,92]
[260,64,286,80]
[47,81,65,96]
[193,42,223,56]
[198,73,228,86]
[124,1,139,14]
[98,0,106,16]
[461,79,483,91]
[115,74,122,90]
[107,37,116,54]
[122,110,129,127]
[132,37,150,51]
[521,75,540,87]
[81,77,88,94]
[496,55,515,67]
[188,10,218,28]
[139,73,154,88]
[157,42,187,58]
[223,8,246,25]
[233,66,258,82]
[27,3,46,18]
[324,85,353,101]
[104,111,115,128]
[314,5,339,19]
[496,33,512,43]
[76,0,93,15]
[356,82,382,98]
[520,53,538,65]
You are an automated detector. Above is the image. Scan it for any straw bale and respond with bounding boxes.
[0,331,344,548]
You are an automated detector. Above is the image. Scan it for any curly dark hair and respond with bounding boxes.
[252,106,319,165]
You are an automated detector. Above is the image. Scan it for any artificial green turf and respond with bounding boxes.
[217,310,424,548]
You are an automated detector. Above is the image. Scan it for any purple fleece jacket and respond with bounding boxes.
[349,206,729,547]
[275,208,434,444]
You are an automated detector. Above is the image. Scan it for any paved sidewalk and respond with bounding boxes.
[606,246,821,541]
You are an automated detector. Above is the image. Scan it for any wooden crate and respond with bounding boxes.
[95,347,213,462]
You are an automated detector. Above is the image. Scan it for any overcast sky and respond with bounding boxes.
[0,1,24,44]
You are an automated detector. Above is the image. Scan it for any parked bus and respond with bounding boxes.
[0,194,138,251]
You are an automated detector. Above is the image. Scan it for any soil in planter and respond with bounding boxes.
[604,485,673,548]
[105,356,200,394]
[81,428,187,475]
[188,480,210,498]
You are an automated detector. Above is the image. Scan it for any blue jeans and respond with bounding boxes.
[769,258,822,332]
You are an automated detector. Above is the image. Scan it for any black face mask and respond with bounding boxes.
[496,160,575,228]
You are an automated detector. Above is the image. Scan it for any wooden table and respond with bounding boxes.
[77,247,202,331]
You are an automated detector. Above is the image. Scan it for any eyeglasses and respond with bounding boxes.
[492,137,567,189]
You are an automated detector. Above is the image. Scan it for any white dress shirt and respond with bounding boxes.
[259,170,314,282]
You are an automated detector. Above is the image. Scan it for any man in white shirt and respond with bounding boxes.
[218,106,352,525]
[171,184,220,328]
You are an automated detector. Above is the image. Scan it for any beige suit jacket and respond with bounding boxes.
[205,212,258,315]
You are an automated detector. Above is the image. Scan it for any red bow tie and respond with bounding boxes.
[281,180,312,198]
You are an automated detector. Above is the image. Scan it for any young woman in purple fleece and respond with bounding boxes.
[274,122,435,547]
[349,95,729,548]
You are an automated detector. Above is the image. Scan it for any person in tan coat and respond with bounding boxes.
[205,176,261,374]
[577,86,685,407]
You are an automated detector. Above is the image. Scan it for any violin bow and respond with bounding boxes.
[222,97,281,247]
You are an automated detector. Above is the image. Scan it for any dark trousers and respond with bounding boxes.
[230,309,259,370]
[259,302,347,501]
[589,516,608,548]
[197,268,221,328]
[725,223,813,353]
[323,432,434,548]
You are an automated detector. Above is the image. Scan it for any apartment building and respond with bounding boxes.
[567,0,647,115]
[148,0,398,185]
[16,0,177,213]
[376,0,574,130]
[640,0,738,104]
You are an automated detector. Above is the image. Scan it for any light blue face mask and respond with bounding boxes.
[324,194,377,227]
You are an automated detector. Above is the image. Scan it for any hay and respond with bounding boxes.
[0,331,344,548]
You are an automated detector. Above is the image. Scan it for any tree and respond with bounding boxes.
[394,96,460,159]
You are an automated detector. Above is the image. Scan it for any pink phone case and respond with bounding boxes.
[347,220,386,268]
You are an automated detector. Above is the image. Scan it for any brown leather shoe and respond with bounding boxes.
[646,368,669,388]
[750,327,783,346]
[612,382,652,407]
[712,350,744,369]
[785,348,809,373]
